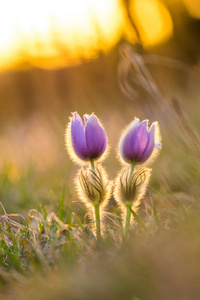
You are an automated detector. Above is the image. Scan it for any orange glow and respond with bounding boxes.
[127,0,173,47]
[182,0,200,19]
[0,0,174,70]
[0,0,124,70]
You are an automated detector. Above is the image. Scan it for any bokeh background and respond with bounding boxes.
[0,0,200,216]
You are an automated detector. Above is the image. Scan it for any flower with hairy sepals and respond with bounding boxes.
[76,164,111,208]
[114,166,151,240]
[114,166,151,213]
[119,118,161,165]
[66,112,107,165]
[76,164,112,237]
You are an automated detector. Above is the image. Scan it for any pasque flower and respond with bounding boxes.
[66,112,109,242]
[114,166,151,211]
[116,118,161,239]
[66,112,107,164]
[77,164,111,208]
[119,118,161,165]
[76,164,111,241]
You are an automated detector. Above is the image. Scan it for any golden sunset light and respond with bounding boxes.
[182,0,200,19]
[0,0,125,70]
[0,0,174,70]
[128,0,173,46]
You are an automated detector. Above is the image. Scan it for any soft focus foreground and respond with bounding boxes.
[0,1,200,300]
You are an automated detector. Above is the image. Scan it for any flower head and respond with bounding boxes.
[119,118,161,165]
[66,112,107,164]
[76,164,111,208]
[114,166,151,212]
[76,164,112,238]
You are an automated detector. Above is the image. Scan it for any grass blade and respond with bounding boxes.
[131,208,147,231]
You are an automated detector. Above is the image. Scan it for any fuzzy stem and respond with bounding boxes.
[123,163,135,240]
[130,163,135,177]
[123,204,132,240]
[94,203,101,242]
[90,159,95,170]
[90,160,101,242]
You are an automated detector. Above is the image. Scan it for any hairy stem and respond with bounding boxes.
[123,204,132,240]
[94,203,101,242]
[90,159,95,171]
[130,163,135,177]
[123,163,135,240]
[90,160,101,242]
[128,163,135,186]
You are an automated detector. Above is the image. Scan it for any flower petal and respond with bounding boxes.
[85,115,107,159]
[119,118,140,162]
[141,123,155,162]
[71,112,88,160]
[134,120,149,161]
[84,114,89,125]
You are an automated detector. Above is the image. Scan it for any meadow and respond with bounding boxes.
[0,41,200,300]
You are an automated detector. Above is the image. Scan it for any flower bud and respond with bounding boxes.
[114,166,151,211]
[119,118,161,165]
[66,112,107,165]
[76,164,111,209]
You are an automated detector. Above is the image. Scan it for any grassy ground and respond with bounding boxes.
[0,45,200,299]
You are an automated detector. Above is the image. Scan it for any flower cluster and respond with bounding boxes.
[65,112,161,241]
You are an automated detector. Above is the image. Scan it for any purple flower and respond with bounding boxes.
[67,112,107,162]
[119,118,161,164]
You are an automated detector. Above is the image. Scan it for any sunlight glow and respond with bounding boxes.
[0,0,124,70]
[182,0,200,19]
[0,0,173,70]
[128,0,173,47]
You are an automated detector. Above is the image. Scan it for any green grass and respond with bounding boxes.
[1,197,200,300]
[0,155,200,300]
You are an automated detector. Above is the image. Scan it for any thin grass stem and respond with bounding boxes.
[72,212,87,234]
[130,208,147,231]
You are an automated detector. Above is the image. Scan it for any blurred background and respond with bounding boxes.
[0,0,200,214]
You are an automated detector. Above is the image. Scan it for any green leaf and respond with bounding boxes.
[72,212,86,234]
[131,209,147,231]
